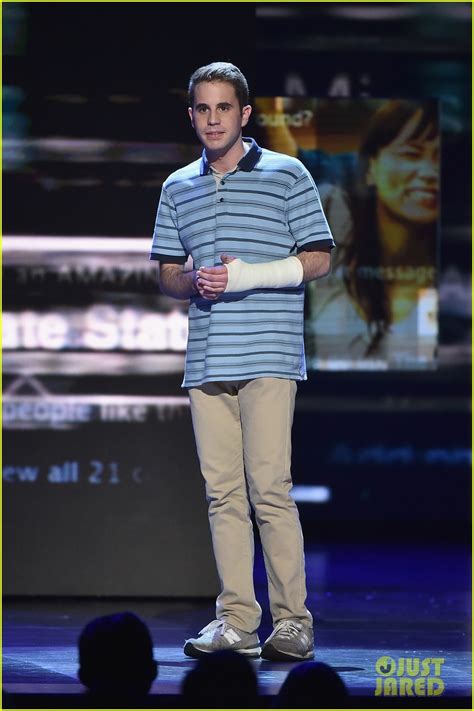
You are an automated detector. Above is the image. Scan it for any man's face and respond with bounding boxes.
[188,81,251,157]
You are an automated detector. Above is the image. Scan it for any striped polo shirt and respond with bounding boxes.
[150,137,335,387]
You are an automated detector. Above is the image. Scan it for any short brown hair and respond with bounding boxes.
[188,61,249,111]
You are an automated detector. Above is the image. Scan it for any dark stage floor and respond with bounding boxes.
[3,542,471,707]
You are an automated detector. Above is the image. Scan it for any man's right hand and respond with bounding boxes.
[195,255,237,300]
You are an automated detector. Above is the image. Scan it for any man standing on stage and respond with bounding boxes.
[150,62,334,661]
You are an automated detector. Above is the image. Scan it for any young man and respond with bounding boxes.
[150,62,335,662]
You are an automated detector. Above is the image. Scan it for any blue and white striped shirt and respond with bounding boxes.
[150,138,335,387]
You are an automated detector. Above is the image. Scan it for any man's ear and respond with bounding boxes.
[241,104,252,128]
[188,106,194,129]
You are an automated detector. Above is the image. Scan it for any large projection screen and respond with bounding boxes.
[254,98,440,371]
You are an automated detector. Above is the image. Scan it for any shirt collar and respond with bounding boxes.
[200,137,262,176]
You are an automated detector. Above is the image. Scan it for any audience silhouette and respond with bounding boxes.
[274,660,348,708]
[181,649,259,708]
[73,613,347,709]
[77,611,158,707]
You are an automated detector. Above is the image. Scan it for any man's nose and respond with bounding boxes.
[208,111,220,125]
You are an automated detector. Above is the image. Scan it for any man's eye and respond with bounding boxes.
[219,106,229,112]
[197,107,208,113]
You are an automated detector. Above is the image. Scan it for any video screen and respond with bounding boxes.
[3,236,188,379]
[254,98,439,371]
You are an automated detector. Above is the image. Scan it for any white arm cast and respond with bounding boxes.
[224,256,304,293]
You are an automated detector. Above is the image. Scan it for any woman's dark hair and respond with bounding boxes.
[188,61,249,111]
[343,100,438,355]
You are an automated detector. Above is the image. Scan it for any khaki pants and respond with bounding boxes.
[188,377,312,633]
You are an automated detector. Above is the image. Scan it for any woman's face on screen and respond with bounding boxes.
[368,110,439,224]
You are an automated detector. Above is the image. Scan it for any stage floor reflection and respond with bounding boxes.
[3,542,471,706]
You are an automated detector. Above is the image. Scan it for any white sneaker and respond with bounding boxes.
[184,619,261,658]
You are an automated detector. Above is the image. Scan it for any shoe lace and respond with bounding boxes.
[274,620,302,639]
[199,619,228,636]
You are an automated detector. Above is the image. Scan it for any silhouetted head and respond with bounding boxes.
[182,649,259,708]
[78,611,158,703]
[275,661,348,708]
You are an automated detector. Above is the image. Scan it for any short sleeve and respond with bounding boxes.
[286,164,336,252]
[149,186,187,264]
